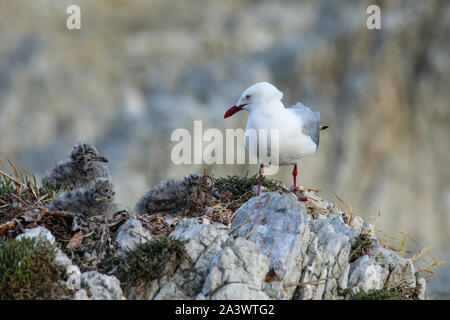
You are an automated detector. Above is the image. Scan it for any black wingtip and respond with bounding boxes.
[320,125,329,131]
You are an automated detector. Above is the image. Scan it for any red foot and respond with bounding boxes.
[257,164,264,195]
[292,164,298,194]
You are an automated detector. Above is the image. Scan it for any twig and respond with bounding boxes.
[0,169,28,189]
[131,229,152,241]
[228,218,250,235]
[283,278,329,288]
[11,193,28,206]
[244,197,273,240]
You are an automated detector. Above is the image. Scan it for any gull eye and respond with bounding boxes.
[245,94,251,99]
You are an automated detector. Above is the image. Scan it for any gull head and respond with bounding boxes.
[70,142,108,164]
[224,82,283,118]
[93,178,115,203]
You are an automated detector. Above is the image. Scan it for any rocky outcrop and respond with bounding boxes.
[14,226,125,300]
[122,191,427,300]
[10,189,427,300]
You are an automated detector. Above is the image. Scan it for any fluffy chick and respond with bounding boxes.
[42,142,110,189]
[48,178,118,219]
[135,174,212,215]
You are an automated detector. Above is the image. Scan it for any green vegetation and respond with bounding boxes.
[111,236,190,288]
[0,237,65,299]
[214,174,286,197]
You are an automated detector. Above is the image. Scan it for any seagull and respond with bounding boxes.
[224,82,328,198]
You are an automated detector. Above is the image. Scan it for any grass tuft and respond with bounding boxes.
[0,237,65,299]
[107,236,190,289]
[214,173,286,197]
[0,155,70,206]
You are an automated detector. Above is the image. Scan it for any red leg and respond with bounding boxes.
[293,163,307,201]
[292,164,298,192]
[257,163,264,195]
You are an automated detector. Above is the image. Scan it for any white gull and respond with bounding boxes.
[224,82,328,198]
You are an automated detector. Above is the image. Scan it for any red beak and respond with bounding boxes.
[224,104,246,119]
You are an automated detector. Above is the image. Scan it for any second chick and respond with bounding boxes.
[48,178,118,219]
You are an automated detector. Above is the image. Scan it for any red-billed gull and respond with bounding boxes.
[224,82,328,198]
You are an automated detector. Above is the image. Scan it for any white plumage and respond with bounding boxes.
[224,82,327,196]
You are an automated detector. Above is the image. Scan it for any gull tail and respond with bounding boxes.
[320,125,329,131]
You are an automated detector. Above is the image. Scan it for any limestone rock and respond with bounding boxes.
[15,226,55,244]
[210,283,270,300]
[79,271,125,300]
[115,218,152,255]
[230,192,311,298]
[348,255,388,293]
[386,259,416,288]
[201,237,269,298]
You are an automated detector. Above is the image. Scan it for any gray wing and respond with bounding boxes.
[290,102,321,147]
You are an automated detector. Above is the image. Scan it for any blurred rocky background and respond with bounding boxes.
[0,0,449,297]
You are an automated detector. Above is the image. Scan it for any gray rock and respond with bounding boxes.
[154,282,189,300]
[65,265,82,291]
[170,218,232,297]
[386,259,416,288]
[129,218,232,300]
[15,226,55,244]
[79,271,125,300]
[417,277,427,300]
[263,281,289,300]
[124,192,426,300]
[230,192,311,298]
[348,255,388,293]
[54,250,73,269]
[115,218,152,255]
[371,244,405,270]
[73,289,89,300]
[297,214,359,299]
[201,237,269,298]
[210,283,270,300]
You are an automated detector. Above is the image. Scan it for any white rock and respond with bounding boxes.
[417,277,427,300]
[371,245,405,269]
[66,265,82,290]
[202,237,269,297]
[80,271,125,300]
[348,255,388,292]
[211,283,271,300]
[54,250,72,269]
[154,282,188,300]
[387,259,416,288]
[348,216,364,233]
[67,273,82,291]
[263,281,289,300]
[230,192,311,298]
[73,289,89,300]
[15,226,55,244]
[116,218,152,254]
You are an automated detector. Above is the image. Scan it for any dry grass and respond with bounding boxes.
[332,192,445,292]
